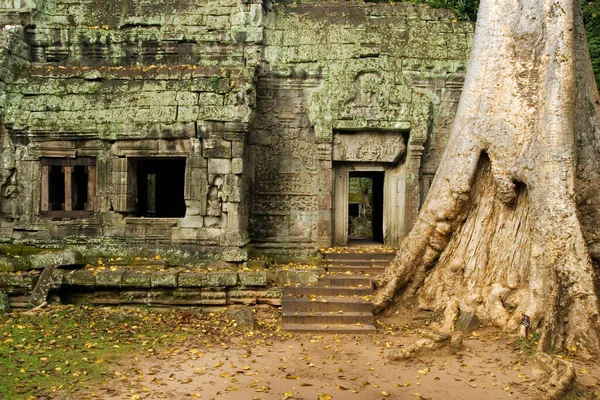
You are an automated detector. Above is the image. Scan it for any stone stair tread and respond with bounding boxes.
[285,286,372,294]
[282,296,372,304]
[283,310,372,315]
[322,260,390,264]
[284,292,373,299]
[282,323,376,333]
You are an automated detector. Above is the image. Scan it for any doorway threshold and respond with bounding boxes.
[346,239,385,247]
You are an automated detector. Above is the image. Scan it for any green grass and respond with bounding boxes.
[0,305,253,399]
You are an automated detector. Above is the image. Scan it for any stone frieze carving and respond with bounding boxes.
[332,131,406,163]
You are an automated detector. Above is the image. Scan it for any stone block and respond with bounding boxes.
[0,290,10,313]
[176,92,199,105]
[206,15,230,30]
[0,272,35,289]
[197,228,221,244]
[179,217,204,229]
[208,158,232,175]
[178,272,204,287]
[226,288,258,305]
[120,290,149,304]
[172,227,199,242]
[28,266,63,308]
[147,289,175,305]
[95,270,125,288]
[179,271,238,287]
[63,270,96,287]
[231,157,243,174]
[257,287,283,306]
[238,271,267,287]
[267,268,325,286]
[190,77,229,93]
[203,138,232,158]
[455,311,480,332]
[201,287,227,305]
[151,271,178,288]
[198,92,224,106]
[177,106,200,122]
[231,140,244,157]
[0,257,15,272]
[121,271,151,288]
[224,307,257,331]
[20,249,84,270]
[220,247,249,262]
[173,288,204,305]
[92,291,121,305]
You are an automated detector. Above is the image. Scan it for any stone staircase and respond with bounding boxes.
[282,247,396,333]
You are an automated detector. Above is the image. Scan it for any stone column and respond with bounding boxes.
[316,139,333,247]
[404,96,432,233]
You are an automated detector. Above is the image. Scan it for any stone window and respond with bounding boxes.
[129,158,186,218]
[40,158,96,218]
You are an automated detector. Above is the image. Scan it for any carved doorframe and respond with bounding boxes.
[333,163,395,246]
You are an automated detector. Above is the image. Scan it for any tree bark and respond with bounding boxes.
[375,0,600,361]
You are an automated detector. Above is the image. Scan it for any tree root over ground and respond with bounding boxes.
[533,353,576,400]
[386,330,464,360]
[384,326,576,400]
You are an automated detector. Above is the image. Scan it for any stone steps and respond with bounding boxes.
[284,286,373,297]
[282,323,376,334]
[282,296,373,313]
[320,251,394,275]
[283,311,374,325]
[281,247,396,333]
[317,276,373,288]
[324,266,386,275]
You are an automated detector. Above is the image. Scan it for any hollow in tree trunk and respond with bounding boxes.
[375,0,600,395]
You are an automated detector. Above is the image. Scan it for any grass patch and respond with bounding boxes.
[0,305,270,399]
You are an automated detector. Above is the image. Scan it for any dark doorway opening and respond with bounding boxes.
[135,158,186,218]
[348,171,384,243]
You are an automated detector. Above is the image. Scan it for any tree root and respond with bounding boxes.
[386,330,464,360]
[385,326,576,400]
[24,301,48,315]
[533,352,575,400]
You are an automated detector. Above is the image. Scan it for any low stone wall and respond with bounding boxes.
[0,266,326,309]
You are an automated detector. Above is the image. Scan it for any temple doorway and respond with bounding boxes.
[347,172,384,243]
[334,163,405,247]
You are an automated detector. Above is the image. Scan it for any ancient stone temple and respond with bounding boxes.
[0,0,473,262]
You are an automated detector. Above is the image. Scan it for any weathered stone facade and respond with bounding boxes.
[0,0,473,261]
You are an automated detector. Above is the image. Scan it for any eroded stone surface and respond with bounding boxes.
[0,1,471,259]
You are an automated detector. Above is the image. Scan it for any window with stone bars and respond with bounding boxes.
[40,158,96,218]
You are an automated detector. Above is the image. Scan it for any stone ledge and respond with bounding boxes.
[63,286,282,307]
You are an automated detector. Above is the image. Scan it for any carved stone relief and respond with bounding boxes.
[251,78,320,242]
[205,175,227,228]
[332,131,406,163]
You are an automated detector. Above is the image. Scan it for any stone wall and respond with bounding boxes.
[249,2,472,249]
[0,0,474,260]
[0,267,283,307]
[0,0,265,261]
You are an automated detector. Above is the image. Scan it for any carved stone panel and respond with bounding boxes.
[332,131,406,163]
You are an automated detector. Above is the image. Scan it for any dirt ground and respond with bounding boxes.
[78,306,600,400]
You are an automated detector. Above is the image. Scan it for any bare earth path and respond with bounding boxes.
[73,307,600,400]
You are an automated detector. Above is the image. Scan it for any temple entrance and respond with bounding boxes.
[348,172,384,243]
[334,163,406,247]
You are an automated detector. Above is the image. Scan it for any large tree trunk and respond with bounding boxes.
[375,0,600,363]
